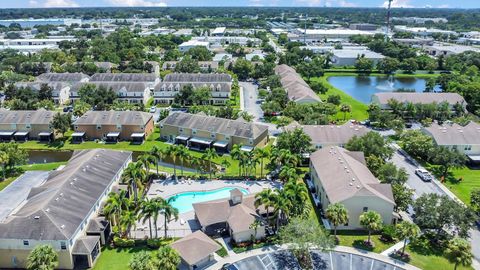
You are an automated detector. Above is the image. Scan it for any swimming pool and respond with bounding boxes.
[167,187,249,213]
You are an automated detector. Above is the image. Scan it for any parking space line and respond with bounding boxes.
[330,251,334,270]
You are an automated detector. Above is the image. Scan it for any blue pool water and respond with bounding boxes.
[167,187,249,213]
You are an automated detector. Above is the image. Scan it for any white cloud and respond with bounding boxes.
[382,0,413,8]
[28,0,39,6]
[43,0,80,7]
[107,0,167,6]
[294,0,356,7]
[438,4,450,8]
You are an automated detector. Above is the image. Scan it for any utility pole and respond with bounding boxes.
[385,0,393,42]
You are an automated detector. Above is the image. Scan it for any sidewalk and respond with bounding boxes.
[381,239,409,256]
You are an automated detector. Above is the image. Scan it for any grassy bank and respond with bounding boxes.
[336,230,393,253]
[310,76,369,121]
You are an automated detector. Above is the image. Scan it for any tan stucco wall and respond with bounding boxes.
[75,117,154,141]
[231,226,266,243]
[0,123,53,139]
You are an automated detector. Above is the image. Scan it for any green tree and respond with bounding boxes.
[103,190,127,228]
[278,217,334,268]
[392,183,414,213]
[444,238,473,270]
[153,246,180,270]
[378,57,399,74]
[0,151,8,180]
[326,203,349,238]
[254,189,275,225]
[253,147,270,179]
[276,127,312,154]
[395,221,420,256]
[160,198,179,239]
[202,148,219,180]
[26,245,59,270]
[340,103,351,121]
[38,83,53,100]
[51,112,71,137]
[149,146,165,176]
[139,198,157,239]
[123,161,146,203]
[359,210,383,245]
[175,145,190,178]
[346,132,393,161]
[232,58,253,80]
[73,100,91,117]
[165,145,179,180]
[355,57,374,73]
[174,55,199,73]
[431,146,467,178]
[376,162,408,185]
[471,188,480,216]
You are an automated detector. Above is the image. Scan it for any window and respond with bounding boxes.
[465,145,472,151]
[363,207,368,212]
[344,222,349,226]
[96,125,101,130]
[211,134,215,138]
[192,130,197,135]
[23,240,29,246]
[60,242,67,250]
[26,124,31,129]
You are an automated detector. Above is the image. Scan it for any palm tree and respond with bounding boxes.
[284,180,311,218]
[220,159,231,175]
[202,148,219,180]
[444,238,473,270]
[176,145,190,178]
[123,161,146,202]
[395,221,420,256]
[230,144,243,177]
[359,210,383,246]
[150,198,164,239]
[255,189,275,224]
[249,219,262,242]
[161,198,179,238]
[26,245,58,270]
[279,165,297,183]
[120,210,137,238]
[190,156,201,176]
[254,148,270,179]
[326,203,349,238]
[103,190,127,227]
[139,198,156,239]
[340,104,351,121]
[138,153,154,172]
[149,145,165,175]
[166,145,179,180]
[153,246,181,270]
[272,189,292,230]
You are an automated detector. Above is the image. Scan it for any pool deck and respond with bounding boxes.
[133,179,282,239]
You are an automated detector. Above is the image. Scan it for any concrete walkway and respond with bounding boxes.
[381,239,409,256]
[205,245,421,270]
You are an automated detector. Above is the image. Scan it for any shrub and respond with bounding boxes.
[380,225,397,243]
[113,236,135,247]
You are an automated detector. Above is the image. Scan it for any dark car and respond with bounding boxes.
[221,263,238,270]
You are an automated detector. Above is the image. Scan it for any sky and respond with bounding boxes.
[3,0,480,9]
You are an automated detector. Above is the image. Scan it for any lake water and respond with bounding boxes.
[327,76,440,104]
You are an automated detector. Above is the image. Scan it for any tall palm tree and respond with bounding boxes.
[103,190,127,227]
[166,145,179,180]
[359,210,383,245]
[254,189,275,224]
[153,246,181,270]
[139,198,156,239]
[176,145,190,178]
[220,159,231,175]
[272,189,292,230]
[202,148,219,180]
[123,162,146,202]
[190,156,201,176]
[284,180,310,218]
[395,221,420,256]
[137,153,155,174]
[161,198,179,238]
[444,238,473,270]
[150,198,164,239]
[26,245,58,270]
[326,203,349,238]
[120,210,137,238]
[254,148,270,179]
[230,144,243,177]
[149,145,165,175]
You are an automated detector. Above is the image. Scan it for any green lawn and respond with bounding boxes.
[407,245,472,270]
[92,245,154,270]
[310,76,369,121]
[425,165,480,205]
[336,230,394,253]
[20,162,66,171]
[0,176,17,192]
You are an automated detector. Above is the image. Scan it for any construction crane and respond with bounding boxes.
[385,0,393,42]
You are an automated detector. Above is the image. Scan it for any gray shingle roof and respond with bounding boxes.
[36,72,89,82]
[285,122,369,145]
[159,112,268,140]
[274,64,321,103]
[170,231,220,266]
[89,73,157,82]
[15,81,70,92]
[0,109,56,125]
[373,92,466,106]
[310,146,394,204]
[423,121,480,146]
[74,110,153,126]
[163,73,231,83]
[71,82,149,93]
[0,149,132,240]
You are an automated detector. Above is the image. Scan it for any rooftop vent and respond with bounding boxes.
[60,225,65,229]
[356,185,361,189]
[34,216,40,219]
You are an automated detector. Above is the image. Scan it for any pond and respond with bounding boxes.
[327,76,441,104]
[27,149,202,172]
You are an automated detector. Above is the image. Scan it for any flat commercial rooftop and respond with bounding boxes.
[0,171,49,222]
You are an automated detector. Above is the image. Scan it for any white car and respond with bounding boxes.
[149,106,157,113]
[415,169,432,182]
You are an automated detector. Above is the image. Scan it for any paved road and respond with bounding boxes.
[268,37,283,55]
[240,81,263,121]
[389,143,480,268]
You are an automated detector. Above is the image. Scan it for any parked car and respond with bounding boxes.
[221,263,238,270]
[415,169,432,182]
[149,106,157,113]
